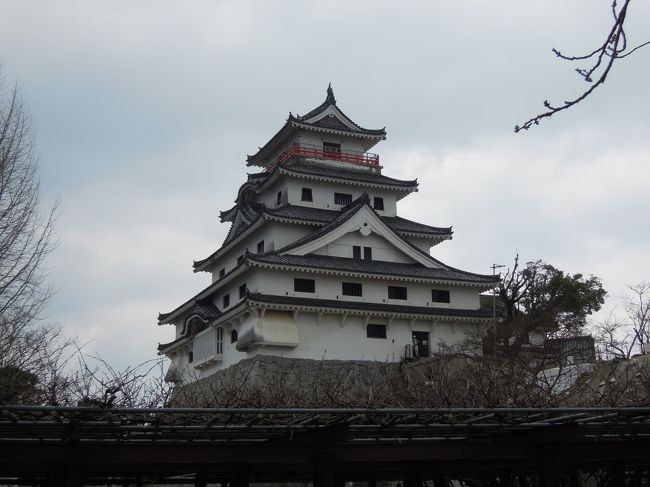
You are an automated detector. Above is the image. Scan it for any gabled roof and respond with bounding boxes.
[277,194,449,269]
[265,204,451,238]
[247,85,386,167]
[158,292,224,326]
[195,201,450,273]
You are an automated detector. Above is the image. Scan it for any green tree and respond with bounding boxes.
[495,255,607,356]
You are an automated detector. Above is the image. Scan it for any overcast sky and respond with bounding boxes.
[1,0,649,369]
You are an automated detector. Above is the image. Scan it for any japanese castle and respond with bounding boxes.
[158,86,495,384]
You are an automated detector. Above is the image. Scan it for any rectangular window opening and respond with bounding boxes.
[216,327,223,354]
[352,245,361,259]
[373,197,384,211]
[294,278,315,293]
[257,240,264,253]
[219,268,225,279]
[363,246,372,260]
[223,293,230,308]
[432,289,451,303]
[239,284,247,299]
[334,192,352,206]
[301,187,313,202]
[276,190,283,206]
[342,282,362,296]
[388,286,407,300]
[367,324,387,339]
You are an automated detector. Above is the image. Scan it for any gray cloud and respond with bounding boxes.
[1,0,648,368]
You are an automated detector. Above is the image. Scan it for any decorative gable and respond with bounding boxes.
[280,201,444,269]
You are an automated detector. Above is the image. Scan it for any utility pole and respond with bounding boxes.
[491,263,505,354]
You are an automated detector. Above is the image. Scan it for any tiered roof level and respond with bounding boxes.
[158,86,495,384]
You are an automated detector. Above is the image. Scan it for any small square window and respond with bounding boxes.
[223,293,230,308]
[294,278,315,293]
[342,282,362,296]
[239,284,247,299]
[388,286,407,300]
[363,247,372,260]
[334,192,352,206]
[301,187,313,202]
[432,289,451,303]
[219,268,225,279]
[352,245,361,259]
[373,197,384,211]
[257,240,264,253]
[367,324,387,339]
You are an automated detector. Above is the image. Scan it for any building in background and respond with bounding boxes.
[158,86,495,384]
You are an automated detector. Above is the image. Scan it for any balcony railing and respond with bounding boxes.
[277,143,380,167]
[192,327,223,369]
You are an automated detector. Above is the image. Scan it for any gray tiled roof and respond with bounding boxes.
[247,293,494,319]
[158,298,222,324]
[250,254,495,283]
[280,162,417,188]
[292,85,386,137]
[266,204,451,236]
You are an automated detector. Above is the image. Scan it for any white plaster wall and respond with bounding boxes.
[296,132,368,154]
[284,177,397,216]
[311,231,415,263]
[255,268,481,309]
[182,312,484,382]
[208,222,310,282]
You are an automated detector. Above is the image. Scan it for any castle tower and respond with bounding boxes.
[158,86,495,384]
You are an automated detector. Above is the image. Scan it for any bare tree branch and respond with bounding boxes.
[515,0,649,132]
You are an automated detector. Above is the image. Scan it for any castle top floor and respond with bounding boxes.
[246,85,387,172]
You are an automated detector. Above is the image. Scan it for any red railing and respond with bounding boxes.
[276,143,380,167]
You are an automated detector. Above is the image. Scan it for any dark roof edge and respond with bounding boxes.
[247,293,494,320]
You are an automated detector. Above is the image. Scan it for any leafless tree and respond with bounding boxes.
[516,0,650,132]
[0,66,63,404]
[624,281,650,355]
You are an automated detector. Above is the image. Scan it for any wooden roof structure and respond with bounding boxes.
[2,406,650,486]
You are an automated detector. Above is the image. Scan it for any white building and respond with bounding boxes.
[158,86,495,384]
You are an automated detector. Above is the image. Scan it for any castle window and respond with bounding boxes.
[216,327,223,354]
[334,192,352,206]
[342,282,362,296]
[223,293,230,308]
[353,245,361,259]
[219,268,225,279]
[373,197,384,211]
[388,286,407,300]
[239,284,247,299]
[301,187,313,202]
[432,289,451,303]
[231,329,238,343]
[257,240,264,253]
[367,324,387,339]
[276,190,283,206]
[363,246,372,260]
[188,351,194,363]
[323,142,341,159]
[294,278,315,293]
[237,255,244,264]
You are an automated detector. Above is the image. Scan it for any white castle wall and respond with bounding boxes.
[176,311,483,382]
